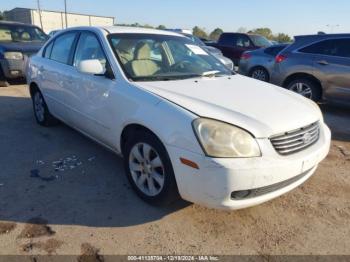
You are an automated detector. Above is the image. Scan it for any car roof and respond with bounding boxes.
[295,33,350,38]
[221,32,262,36]
[0,20,38,27]
[295,33,350,41]
[58,26,185,38]
[101,26,184,36]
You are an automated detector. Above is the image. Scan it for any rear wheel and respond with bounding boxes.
[0,66,9,87]
[123,131,180,206]
[250,67,269,82]
[32,88,58,126]
[286,78,321,102]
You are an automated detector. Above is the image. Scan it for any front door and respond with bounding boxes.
[69,31,117,145]
[313,38,350,103]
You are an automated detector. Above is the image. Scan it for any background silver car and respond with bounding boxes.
[239,44,287,82]
[167,29,234,70]
[270,34,350,105]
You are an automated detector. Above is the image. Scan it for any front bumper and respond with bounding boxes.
[167,122,331,210]
[0,58,28,79]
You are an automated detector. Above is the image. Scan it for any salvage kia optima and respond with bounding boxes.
[26,26,331,210]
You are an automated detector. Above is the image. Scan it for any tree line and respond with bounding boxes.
[194,26,292,43]
[116,23,292,43]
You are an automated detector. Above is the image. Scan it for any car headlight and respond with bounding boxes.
[192,118,261,158]
[4,52,23,60]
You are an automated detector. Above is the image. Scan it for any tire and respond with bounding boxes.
[0,66,9,87]
[31,88,58,126]
[123,130,180,206]
[286,78,321,102]
[0,81,10,87]
[249,67,269,82]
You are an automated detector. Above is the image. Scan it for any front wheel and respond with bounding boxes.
[123,131,180,206]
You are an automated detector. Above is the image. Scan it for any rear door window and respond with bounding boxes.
[332,39,350,58]
[299,38,350,58]
[50,32,77,64]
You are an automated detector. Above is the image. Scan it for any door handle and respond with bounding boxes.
[317,60,329,66]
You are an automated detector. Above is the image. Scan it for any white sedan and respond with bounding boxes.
[26,26,331,210]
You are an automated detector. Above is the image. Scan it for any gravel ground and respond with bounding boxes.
[0,84,349,257]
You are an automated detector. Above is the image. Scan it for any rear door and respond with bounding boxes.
[38,31,79,122]
[301,38,350,103]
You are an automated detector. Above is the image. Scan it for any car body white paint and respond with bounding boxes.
[26,26,331,210]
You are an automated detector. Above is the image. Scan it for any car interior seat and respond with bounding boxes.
[130,42,160,77]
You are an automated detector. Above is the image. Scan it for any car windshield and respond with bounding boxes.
[108,33,232,82]
[249,35,272,47]
[0,24,48,42]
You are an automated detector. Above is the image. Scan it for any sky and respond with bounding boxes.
[1,0,349,36]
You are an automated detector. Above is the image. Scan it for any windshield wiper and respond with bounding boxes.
[201,70,221,77]
[132,75,180,81]
[132,71,231,82]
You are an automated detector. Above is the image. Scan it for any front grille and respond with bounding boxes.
[270,122,320,155]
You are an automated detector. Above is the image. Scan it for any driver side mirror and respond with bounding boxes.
[77,59,105,75]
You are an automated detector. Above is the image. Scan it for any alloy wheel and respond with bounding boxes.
[289,82,313,99]
[251,69,268,81]
[128,142,165,197]
[34,92,45,122]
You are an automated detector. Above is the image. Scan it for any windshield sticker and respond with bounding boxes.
[185,44,209,55]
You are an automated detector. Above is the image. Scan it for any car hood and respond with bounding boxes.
[0,41,44,53]
[203,46,222,56]
[135,75,322,138]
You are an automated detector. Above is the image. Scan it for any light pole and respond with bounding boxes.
[37,0,43,30]
[326,24,340,33]
[64,0,68,28]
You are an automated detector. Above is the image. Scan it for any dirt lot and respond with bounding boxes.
[0,84,349,257]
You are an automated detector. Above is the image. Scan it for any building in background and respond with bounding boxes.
[4,7,115,33]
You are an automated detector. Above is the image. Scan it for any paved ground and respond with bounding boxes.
[0,84,349,257]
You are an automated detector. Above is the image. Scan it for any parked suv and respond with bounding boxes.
[208,33,272,65]
[270,34,350,104]
[239,44,288,82]
[0,21,48,86]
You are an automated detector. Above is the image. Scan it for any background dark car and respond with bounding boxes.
[239,44,288,82]
[208,32,272,65]
[0,21,48,87]
[270,34,350,105]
